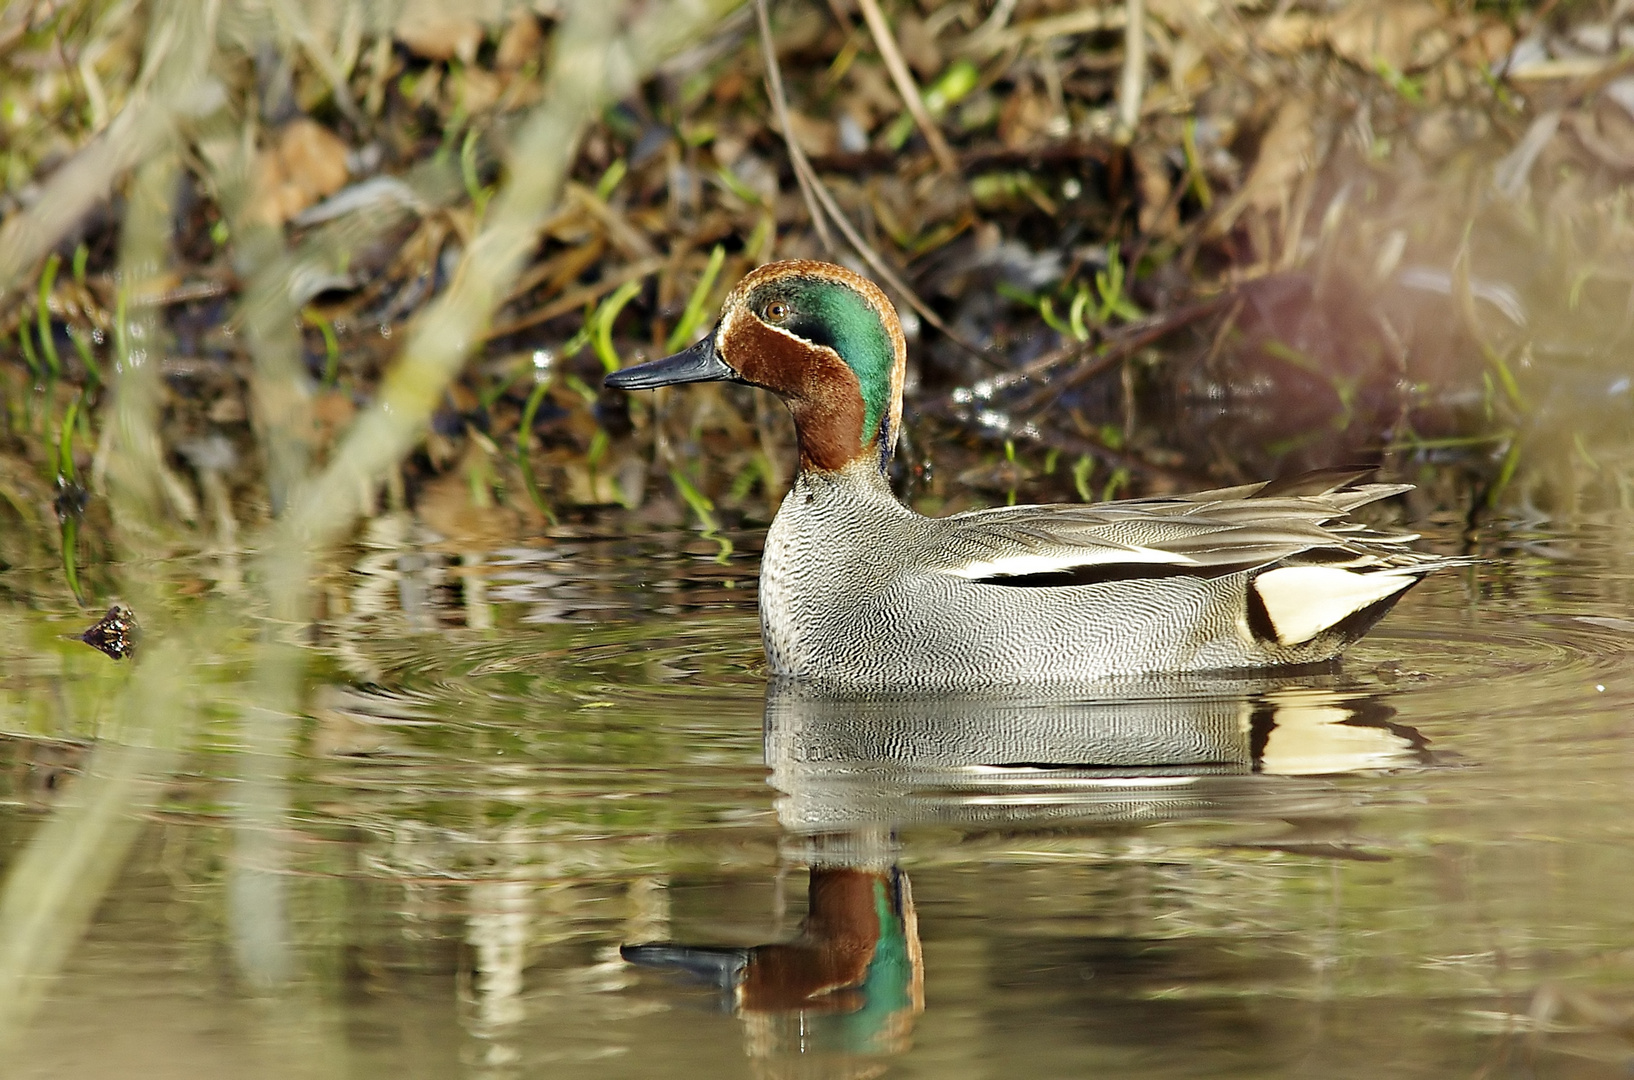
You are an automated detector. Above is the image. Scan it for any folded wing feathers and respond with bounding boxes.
[938,477,1439,584]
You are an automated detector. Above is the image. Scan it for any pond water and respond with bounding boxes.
[3,509,1634,1079]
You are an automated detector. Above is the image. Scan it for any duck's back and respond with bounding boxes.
[760,464,1454,691]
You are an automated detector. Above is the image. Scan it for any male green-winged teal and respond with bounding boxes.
[606,260,1457,691]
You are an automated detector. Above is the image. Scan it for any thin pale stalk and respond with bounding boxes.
[0,637,198,1051]
[1116,0,1146,143]
[855,0,958,174]
[755,0,834,253]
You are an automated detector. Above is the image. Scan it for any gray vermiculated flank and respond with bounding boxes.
[759,461,1456,691]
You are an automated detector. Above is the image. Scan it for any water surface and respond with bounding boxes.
[3,517,1634,1078]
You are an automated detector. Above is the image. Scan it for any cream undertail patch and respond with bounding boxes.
[1251,565,1416,646]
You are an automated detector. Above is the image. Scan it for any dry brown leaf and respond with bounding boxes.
[1243,100,1313,217]
[1464,21,1516,67]
[1414,108,1490,160]
[1133,143,1178,236]
[249,119,350,226]
[1326,1,1442,71]
[395,11,485,64]
[457,67,503,113]
[1258,13,1321,56]
[895,11,942,79]
[311,389,357,444]
[496,10,542,71]
[417,468,522,545]
[783,110,837,157]
[1567,105,1634,171]
[1211,98,1313,240]
[997,89,1056,149]
[281,119,349,196]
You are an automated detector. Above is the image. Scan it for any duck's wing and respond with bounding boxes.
[927,476,1463,646]
[927,475,1430,584]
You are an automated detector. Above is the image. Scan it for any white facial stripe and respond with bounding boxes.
[947,548,1196,580]
[757,317,847,369]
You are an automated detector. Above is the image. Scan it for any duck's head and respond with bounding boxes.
[605,260,907,473]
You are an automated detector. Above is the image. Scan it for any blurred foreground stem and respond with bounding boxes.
[275,0,741,557]
[0,637,199,1051]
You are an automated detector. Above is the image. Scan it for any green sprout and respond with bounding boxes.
[884,58,978,149]
[1072,454,1094,502]
[57,395,79,484]
[1094,244,1143,323]
[1068,287,1092,341]
[460,128,493,218]
[1481,342,1528,411]
[1181,118,1213,210]
[670,467,732,563]
[19,327,41,380]
[728,455,767,502]
[515,362,559,526]
[1101,466,1130,502]
[592,280,643,373]
[1037,297,1072,338]
[594,157,628,202]
[714,166,764,206]
[1373,57,1424,104]
[1485,437,1523,509]
[69,329,101,385]
[37,252,62,376]
[303,308,342,385]
[586,427,609,500]
[1004,438,1019,505]
[665,245,726,352]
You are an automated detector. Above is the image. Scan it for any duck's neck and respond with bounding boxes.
[785,391,874,473]
[794,455,899,502]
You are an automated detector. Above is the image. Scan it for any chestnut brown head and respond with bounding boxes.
[607,260,907,473]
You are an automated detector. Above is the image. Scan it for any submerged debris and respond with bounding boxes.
[77,604,139,660]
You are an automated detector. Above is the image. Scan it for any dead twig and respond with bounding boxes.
[922,394,1206,488]
[485,256,666,341]
[1007,296,1229,417]
[1115,0,1145,143]
[793,146,998,367]
[755,0,833,253]
[854,0,959,175]
[755,0,994,366]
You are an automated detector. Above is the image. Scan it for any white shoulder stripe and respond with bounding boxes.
[1253,566,1416,645]
[946,548,1196,580]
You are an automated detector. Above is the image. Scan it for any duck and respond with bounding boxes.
[606,259,1459,691]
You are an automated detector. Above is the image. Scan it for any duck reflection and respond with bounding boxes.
[767,677,1429,834]
[624,829,922,1058]
[623,677,1429,1068]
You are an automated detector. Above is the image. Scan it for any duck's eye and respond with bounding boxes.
[764,300,791,322]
